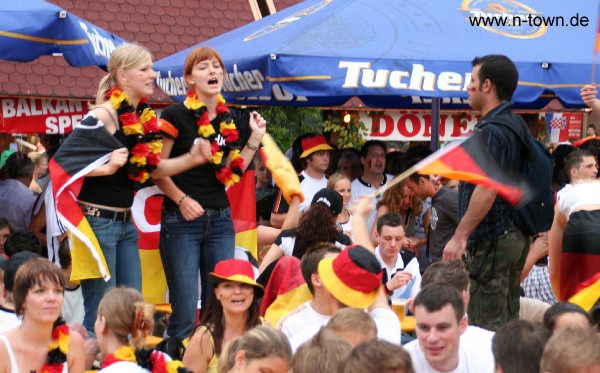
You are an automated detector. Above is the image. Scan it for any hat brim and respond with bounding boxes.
[317,258,380,309]
[209,273,265,299]
[300,144,334,158]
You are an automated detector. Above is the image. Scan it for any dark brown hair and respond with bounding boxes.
[13,258,65,317]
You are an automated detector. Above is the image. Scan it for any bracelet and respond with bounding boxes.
[178,194,189,206]
[246,142,259,151]
[383,282,392,295]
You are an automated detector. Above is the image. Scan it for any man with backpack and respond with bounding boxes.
[443,55,542,331]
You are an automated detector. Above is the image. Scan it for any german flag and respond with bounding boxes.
[259,256,312,326]
[49,115,122,282]
[228,168,258,263]
[410,133,529,206]
[568,272,600,311]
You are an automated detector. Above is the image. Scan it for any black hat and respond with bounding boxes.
[4,251,42,292]
[311,188,343,216]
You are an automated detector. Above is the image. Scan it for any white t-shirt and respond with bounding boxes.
[299,171,328,212]
[375,247,422,299]
[0,306,20,334]
[557,181,600,219]
[350,174,393,232]
[279,302,401,352]
[61,285,84,325]
[404,338,494,373]
[276,301,330,340]
[461,324,494,357]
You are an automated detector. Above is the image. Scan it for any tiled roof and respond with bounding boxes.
[0,0,301,103]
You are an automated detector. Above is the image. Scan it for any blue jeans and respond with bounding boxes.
[159,207,235,338]
[81,216,141,336]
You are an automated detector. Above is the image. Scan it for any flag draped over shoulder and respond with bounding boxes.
[412,133,530,206]
[49,115,123,282]
[259,256,312,326]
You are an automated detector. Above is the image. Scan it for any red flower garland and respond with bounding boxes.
[107,87,162,183]
[184,90,244,186]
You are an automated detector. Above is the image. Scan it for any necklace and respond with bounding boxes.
[41,319,70,373]
[107,86,162,184]
[184,90,244,186]
[101,345,191,372]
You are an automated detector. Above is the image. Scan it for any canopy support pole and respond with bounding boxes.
[430,97,441,151]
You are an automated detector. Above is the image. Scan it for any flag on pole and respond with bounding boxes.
[412,132,530,206]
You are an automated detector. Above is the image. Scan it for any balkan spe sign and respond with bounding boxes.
[0,98,88,134]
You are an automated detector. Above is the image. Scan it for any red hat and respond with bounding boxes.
[300,134,334,158]
[318,245,382,309]
[210,259,264,298]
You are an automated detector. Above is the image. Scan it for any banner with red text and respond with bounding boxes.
[361,111,479,141]
[0,97,89,134]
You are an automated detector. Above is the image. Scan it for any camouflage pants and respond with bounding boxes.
[466,225,529,331]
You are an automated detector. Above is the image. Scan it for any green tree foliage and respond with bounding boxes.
[258,106,323,151]
[322,113,368,149]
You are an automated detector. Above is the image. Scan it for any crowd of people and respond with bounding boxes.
[0,45,599,373]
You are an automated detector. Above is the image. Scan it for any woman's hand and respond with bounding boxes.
[249,111,266,141]
[179,196,205,221]
[189,137,212,165]
[108,147,129,172]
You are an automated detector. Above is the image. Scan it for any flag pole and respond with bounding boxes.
[372,166,417,198]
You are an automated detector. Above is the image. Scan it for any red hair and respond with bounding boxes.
[183,46,225,78]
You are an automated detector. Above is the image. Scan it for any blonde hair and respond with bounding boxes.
[292,328,352,373]
[326,308,377,339]
[97,287,155,349]
[218,326,291,373]
[96,44,152,104]
[378,181,423,216]
[327,172,350,190]
[540,327,600,373]
[28,152,47,167]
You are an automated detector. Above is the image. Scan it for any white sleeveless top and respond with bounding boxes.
[0,335,69,373]
[0,335,19,373]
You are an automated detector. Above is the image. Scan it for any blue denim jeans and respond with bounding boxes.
[81,216,141,336]
[159,207,235,338]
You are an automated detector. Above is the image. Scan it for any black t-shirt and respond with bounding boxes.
[160,103,250,209]
[78,115,135,208]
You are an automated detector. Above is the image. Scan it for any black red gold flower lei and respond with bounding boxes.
[184,90,244,186]
[100,345,192,373]
[41,319,70,373]
[107,86,162,183]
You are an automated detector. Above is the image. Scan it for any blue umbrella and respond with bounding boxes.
[154,0,599,109]
[0,0,127,69]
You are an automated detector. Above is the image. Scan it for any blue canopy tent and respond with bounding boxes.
[154,0,599,110]
[0,0,127,69]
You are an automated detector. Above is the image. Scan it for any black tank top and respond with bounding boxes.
[78,128,135,208]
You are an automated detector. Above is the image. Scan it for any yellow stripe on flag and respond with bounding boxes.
[568,277,600,311]
[236,228,258,260]
[264,283,312,326]
[140,249,167,304]
[69,219,109,282]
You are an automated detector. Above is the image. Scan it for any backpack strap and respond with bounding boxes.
[478,115,532,157]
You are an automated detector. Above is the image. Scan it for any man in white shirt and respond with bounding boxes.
[271,134,333,227]
[404,283,494,373]
[350,140,393,233]
[421,261,495,352]
[373,213,421,300]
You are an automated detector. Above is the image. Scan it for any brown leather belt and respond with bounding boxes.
[80,204,131,222]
